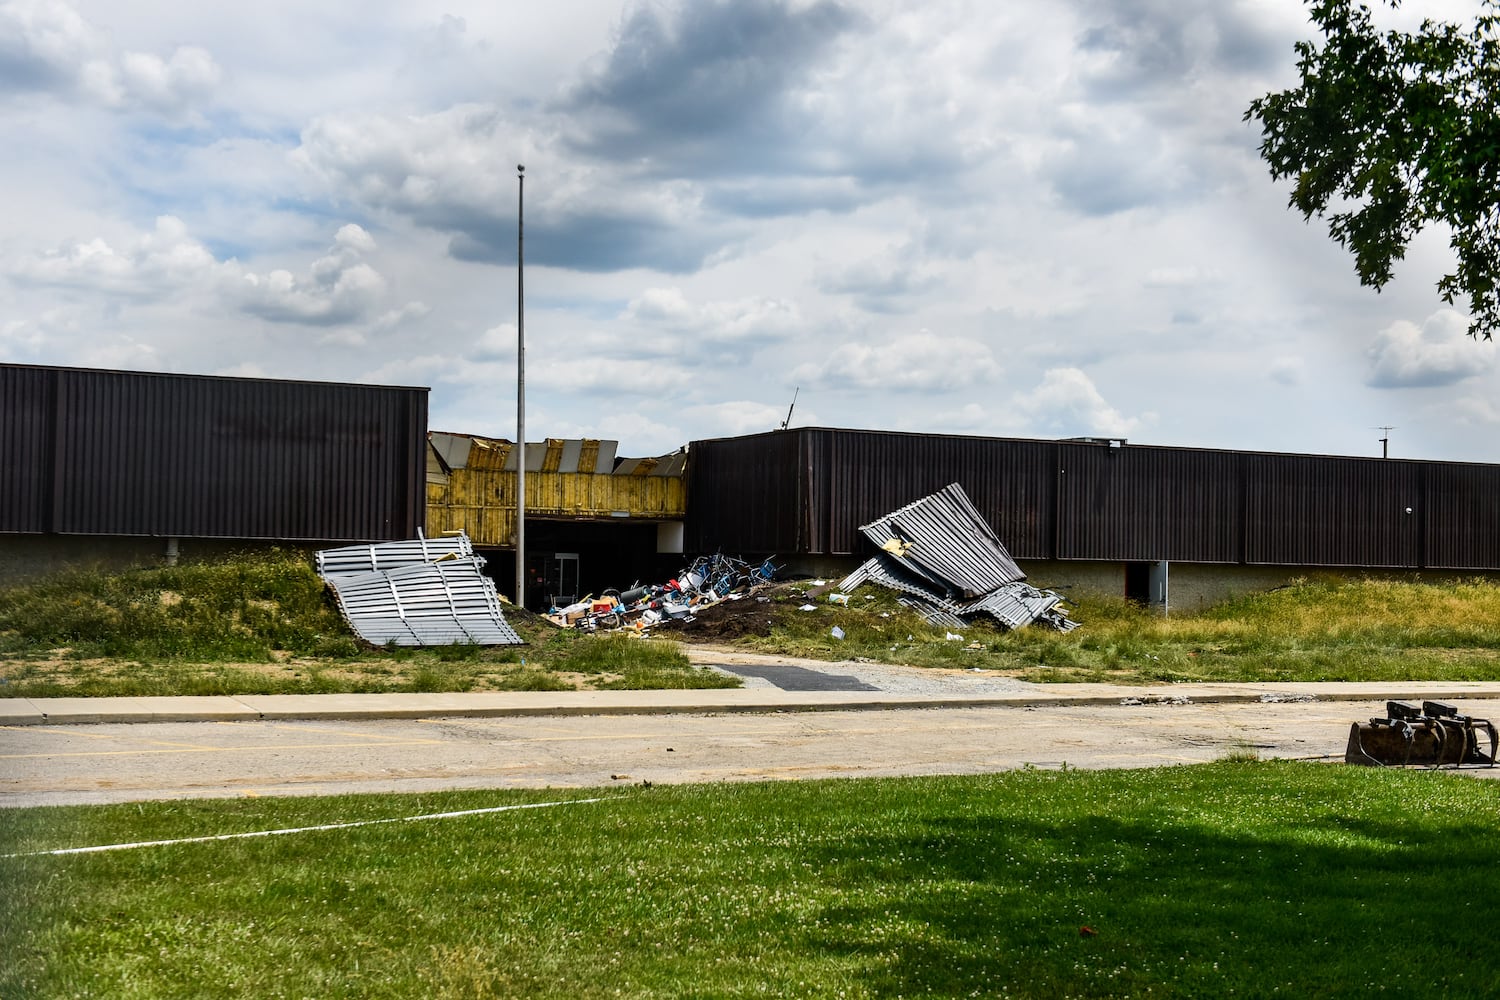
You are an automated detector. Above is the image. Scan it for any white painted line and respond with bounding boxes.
[4,797,606,858]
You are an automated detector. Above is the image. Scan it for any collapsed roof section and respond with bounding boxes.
[425,433,686,548]
[841,483,1077,632]
[316,530,524,647]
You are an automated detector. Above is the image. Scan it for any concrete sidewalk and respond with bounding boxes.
[5,680,1500,726]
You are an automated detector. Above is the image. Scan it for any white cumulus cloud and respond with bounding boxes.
[1367,310,1495,388]
[791,329,1002,391]
[1012,367,1142,438]
[238,224,390,326]
[1,0,220,115]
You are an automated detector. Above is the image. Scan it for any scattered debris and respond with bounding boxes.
[839,483,1078,632]
[1345,700,1498,768]
[1120,695,1193,706]
[315,530,524,647]
[1259,692,1317,704]
[544,553,778,634]
[831,626,846,640]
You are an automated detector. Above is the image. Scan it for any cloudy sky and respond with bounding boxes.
[3,0,1496,462]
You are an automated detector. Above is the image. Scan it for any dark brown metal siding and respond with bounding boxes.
[1243,454,1421,567]
[683,431,804,553]
[0,365,53,532]
[813,430,1055,556]
[685,427,1500,570]
[1055,444,1241,562]
[1421,463,1500,570]
[687,429,1056,557]
[1,365,427,542]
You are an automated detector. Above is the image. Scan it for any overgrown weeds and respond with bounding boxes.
[731,575,1500,684]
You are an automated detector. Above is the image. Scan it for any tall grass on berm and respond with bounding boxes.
[4,761,1498,998]
[0,549,352,661]
[0,552,734,696]
[758,574,1500,684]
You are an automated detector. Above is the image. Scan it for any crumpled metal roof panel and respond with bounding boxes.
[857,483,1025,596]
[841,484,1074,632]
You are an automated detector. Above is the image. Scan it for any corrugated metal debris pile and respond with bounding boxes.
[839,483,1078,632]
[316,530,524,647]
[546,553,779,632]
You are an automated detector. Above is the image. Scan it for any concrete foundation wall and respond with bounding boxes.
[1020,560,1500,612]
[776,554,1500,613]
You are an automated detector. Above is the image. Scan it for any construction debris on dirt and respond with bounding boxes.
[839,483,1078,632]
[545,553,779,633]
[315,530,525,647]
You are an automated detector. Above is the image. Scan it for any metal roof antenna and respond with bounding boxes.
[779,387,799,431]
[1376,426,1395,459]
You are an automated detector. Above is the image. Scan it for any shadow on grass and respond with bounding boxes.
[791,766,1500,997]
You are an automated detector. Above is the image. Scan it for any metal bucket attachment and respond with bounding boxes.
[1345,700,1497,768]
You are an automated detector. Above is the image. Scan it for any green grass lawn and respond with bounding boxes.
[4,762,1499,998]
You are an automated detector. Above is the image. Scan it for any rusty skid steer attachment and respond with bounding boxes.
[1345,701,1499,768]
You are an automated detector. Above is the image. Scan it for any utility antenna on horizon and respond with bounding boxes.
[780,387,799,430]
[1376,425,1395,459]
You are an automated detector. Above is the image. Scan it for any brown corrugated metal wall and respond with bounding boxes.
[1,364,427,542]
[685,428,1500,570]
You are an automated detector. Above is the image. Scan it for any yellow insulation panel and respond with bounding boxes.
[426,469,685,548]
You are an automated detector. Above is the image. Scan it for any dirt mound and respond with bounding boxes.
[664,584,805,643]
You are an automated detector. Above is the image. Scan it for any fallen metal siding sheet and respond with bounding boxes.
[316,532,473,578]
[318,543,523,647]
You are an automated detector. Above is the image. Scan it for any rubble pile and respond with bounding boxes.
[839,483,1078,632]
[546,553,779,633]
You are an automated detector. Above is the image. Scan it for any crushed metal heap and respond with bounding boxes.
[315,530,524,647]
[546,553,778,632]
[839,483,1078,632]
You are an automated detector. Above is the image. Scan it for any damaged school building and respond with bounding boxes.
[4,363,1500,612]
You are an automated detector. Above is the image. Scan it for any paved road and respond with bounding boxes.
[5,654,1500,807]
[6,695,1498,808]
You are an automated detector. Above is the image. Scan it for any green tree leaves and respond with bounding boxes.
[1246,0,1500,339]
